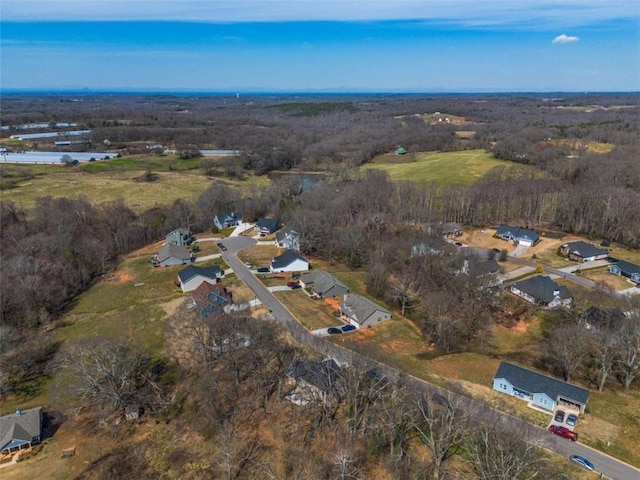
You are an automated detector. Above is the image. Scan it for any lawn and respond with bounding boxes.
[363,149,522,185]
[581,267,635,291]
[238,245,279,269]
[275,291,341,331]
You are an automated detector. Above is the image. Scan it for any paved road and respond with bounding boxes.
[507,255,597,289]
[223,237,640,480]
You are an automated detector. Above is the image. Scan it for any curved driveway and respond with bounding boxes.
[222,238,639,480]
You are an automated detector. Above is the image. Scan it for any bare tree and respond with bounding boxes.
[544,324,591,382]
[589,328,618,392]
[616,317,640,390]
[410,393,469,480]
[467,427,548,480]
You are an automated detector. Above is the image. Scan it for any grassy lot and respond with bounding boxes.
[275,291,341,331]
[1,156,270,213]
[581,267,634,290]
[363,149,522,185]
[238,245,279,269]
[551,139,615,154]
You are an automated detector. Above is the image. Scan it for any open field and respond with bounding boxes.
[550,138,615,154]
[363,149,521,185]
[0,157,270,213]
[275,292,341,331]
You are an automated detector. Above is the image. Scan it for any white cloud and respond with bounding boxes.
[552,34,580,44]
[2,0,638,26]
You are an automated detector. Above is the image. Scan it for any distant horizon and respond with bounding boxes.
[2,2,638,92]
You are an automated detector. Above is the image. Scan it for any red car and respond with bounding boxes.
[549,425,578,441]
[287,281,300,288]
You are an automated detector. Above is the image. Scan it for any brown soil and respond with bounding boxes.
[511,319,530,334]
[106,269,134,284]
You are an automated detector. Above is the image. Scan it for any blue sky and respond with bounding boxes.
[1,1,639,92]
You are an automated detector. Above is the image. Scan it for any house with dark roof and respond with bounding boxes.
[213,212,243,230]
[192,281,232,319]
[0,407,43,454]
[287,359,343,405]
[493,362,589,413]
[340,294,391,328]
[270,250,309,273]
[560,241,608,263]
[510,275,572,308]
[275,228,301,251]
[165,228,194,247]
[177,265,224,292]
[153,244,193,267]
[254,218,281,235]
[300,270,349,298]
[495,226,540,246]
[608,260,640,285]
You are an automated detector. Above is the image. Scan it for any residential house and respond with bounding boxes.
[560,241,609,263]
[340,294,391,328]
[493,362,589,413]
[192,281,232,319]
[495,226,540,246]
[213,211,243,230]
[177,265,224,292]
[153,244,193,267]
[608,260,640,285]
[275,227,301,251]
[254,218,281,235]
[300,270,349,298]
[0,407,43,454]
[510,275,571,308]
[287,358,343,406]
[165,228,194,247]
[270,250,310,273]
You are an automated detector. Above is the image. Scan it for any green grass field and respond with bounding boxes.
[363,149,520,185]
[1,156,270,213]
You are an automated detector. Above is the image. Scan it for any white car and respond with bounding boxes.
[244,262,252,269]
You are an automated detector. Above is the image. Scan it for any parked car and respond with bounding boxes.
[554,410,565,423]
[453,241,463,246]
[287,281,299,288]
[244,262,252,269]
[220,245,227,251]
[327,327,342,335]
[566,413,578,427]
[216,242,224,247]
[341,324,356,332]
[548,425,578,441]
[492,247,501,253]
[570,455,594,471]
[256,267,270,273]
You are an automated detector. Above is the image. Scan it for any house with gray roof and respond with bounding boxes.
[287,358,343,405]
[177,265,224,292]
[213,211,243,230]
[165,228,194,247]
[495,225,540,246]
[510,275,571,308]
[340,294,391,328]
[254,218,281,235]
[270,250,309,273]
[493,362,589,413]
[153,244,193,267]
[300,270,348,298]
[1,407,43,454]
[275,228,300,251]
[560,241,608,263]
[608,260,640,285]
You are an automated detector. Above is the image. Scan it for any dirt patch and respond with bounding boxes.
[107,269,134,284]
[160,297,188,317]
[511,319,530,334]
[323,298,340,309]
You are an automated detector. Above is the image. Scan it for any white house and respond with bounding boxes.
[275,228,301,251]
[495,225,540,246]
[177,265,224,292]
[270,250,310,273]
